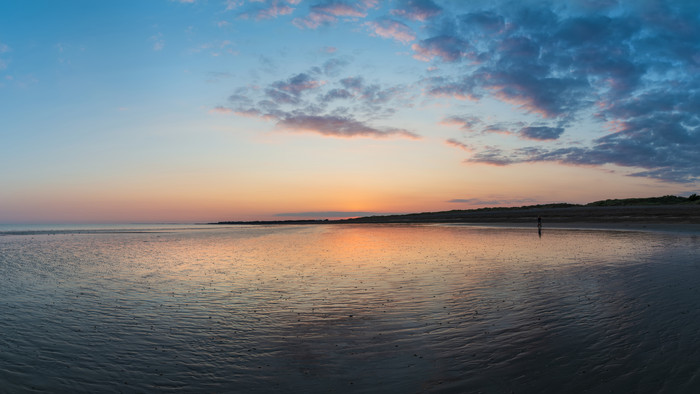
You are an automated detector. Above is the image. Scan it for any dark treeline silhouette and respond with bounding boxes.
[213,195,700,225]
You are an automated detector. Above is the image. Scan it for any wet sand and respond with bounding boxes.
[1,224,700,392]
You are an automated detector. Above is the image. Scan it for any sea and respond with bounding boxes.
[1,223,699,393]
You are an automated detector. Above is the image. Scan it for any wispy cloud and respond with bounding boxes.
[391,0,442,21]
[275,211,380,218]
[445,138,471,151]
[293,0,377,29]
[150,33,165,51]
[440,116,482,131]
[219,58,419,140]
[212,0,700,182]
[210,106,235,114]
[277,114,419,139]
[366,18,415,43]
[293,11,337,29]
[237,0,299,20]
[447,197,538,206]
[311,2,367,18]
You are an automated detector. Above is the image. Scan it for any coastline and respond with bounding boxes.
[213,204,700,233]
[439,222,700,234]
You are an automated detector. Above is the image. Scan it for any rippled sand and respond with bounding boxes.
[1,224,699,392]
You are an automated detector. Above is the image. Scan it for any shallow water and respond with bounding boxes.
[1,224,699,393]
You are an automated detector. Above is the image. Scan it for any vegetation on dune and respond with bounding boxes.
[214,194,700,224]
[586,195,699,206]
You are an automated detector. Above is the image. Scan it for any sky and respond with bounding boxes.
[1,0,699,223]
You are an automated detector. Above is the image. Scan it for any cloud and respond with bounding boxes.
[311,1,367,17]
[321,58,349,76]
[150,33,165,51]
[224,0,244,11]
[445,138,471,151]
[366,18,415,43]
[275,211,379,217]
[447,197,538,206]
[518,126,565,141]
[425,76,480,101]
[238,0,297,20]
[459,11,506,35]
[293,11,337,29]
[277,114,419,139]
[293,0,376,29]
[412,35,472,62]
[215,1,700,181]
[323,88,353,101]
[440,116,482,131]
[271,73,324,95]
[477,69,591,118]
[220,60,420,140]
[210,106,235,114]
[418,2,700,181]
[391,0,442,21]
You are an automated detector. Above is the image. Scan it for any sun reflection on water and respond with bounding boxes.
[1,225,699,392]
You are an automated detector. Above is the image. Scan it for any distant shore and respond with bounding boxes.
[213,200,700,230]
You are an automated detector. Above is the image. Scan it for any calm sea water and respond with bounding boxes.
[1,224,699,393]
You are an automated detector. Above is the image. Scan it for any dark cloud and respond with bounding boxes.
[220,1,700,182]
[340,76,363,90]
[391,0,442,21]
[519,126,565,141]
[476,68,591,118]
[271,73,323,95]
[222,59,419,140]
[468,124,700,182]
[482,123,513,135]
[458,11,506,35]
[421,1,700,182]
[425,75,480,100]
[412,35,473,62]
[265,88,302,105]
[321,58,349,76]
[323,88,353,101]
[277,114,419,139]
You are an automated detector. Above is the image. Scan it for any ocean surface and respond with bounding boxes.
[1,223,699,393]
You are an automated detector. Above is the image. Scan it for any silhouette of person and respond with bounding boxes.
[537,216,542,228]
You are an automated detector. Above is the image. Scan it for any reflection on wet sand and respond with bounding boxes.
[0,224,699,392]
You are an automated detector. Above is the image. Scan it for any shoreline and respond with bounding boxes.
[213,204,700,233]
[436,222,700,234]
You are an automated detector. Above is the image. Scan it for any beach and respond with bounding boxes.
[1,223,699,392]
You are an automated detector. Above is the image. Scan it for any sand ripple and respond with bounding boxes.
[1,225,698,392]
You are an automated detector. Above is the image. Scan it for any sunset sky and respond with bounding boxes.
[1,0,699,223]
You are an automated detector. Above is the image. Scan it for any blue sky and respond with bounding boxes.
[1,0,699,223]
